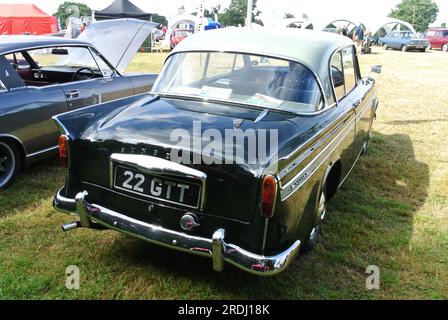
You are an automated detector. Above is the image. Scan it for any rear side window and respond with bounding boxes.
[331,51,344,101]
[342,46,357,94]
[444,31,448,37]
[331,46,358,102]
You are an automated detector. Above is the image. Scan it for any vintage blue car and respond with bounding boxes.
[379,30,429,52]
[53,28,380,275]
[0,19,158,189]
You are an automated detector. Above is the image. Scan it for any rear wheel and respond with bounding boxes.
[0,141,21,190]
[303,191,327,253]
[401,45,408,52]
[442,44,448,52]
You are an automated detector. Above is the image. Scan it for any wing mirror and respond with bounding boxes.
[371,65,382,74]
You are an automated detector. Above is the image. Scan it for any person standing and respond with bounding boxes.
[353,24,364,50]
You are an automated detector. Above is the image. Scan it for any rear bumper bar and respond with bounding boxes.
[53,189,301,276]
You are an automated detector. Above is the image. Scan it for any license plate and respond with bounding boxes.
[416,45,424,48]
[113,166,201,209]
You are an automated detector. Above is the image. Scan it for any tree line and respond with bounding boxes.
[54,0,444,32]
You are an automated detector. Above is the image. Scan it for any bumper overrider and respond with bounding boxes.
[53,189,301,275]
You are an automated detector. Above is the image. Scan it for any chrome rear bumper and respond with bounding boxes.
[53,189,301,276]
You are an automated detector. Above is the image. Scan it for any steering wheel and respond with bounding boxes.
[72,67,95,81]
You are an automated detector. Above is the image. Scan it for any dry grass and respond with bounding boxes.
[0,47,447,299]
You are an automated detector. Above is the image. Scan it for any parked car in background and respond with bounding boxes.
[53,28,380,275]
[426,28,448,51]
[379,30,429,52]
[0,19,158,189]
[170,29,193,49]
[151,28,165,41]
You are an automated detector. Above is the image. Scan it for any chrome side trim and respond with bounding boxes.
[279,109,350,164]
[53,190,301,276]
[279,130,333,180]
[110,154,207,211]
[280,116,356,201]
[26,145,58,159]
[338,144,364,188]
[280,98,372,200]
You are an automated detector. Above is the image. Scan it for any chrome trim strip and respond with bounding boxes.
[279,130,333,180]
[26,145,58,158]
[280,116,356,201]
[279,98,372,200]
[53,190,301,276]
[338,146,364,188]
[279,109,349,163]
[110,154,207,211]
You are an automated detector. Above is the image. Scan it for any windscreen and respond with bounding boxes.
[152,52,323,113]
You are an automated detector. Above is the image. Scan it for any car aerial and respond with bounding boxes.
[170,29,193,49]
[52,28,380,275]
[0,19,158,189]
[379,30,429,52]
[426,28,448,51]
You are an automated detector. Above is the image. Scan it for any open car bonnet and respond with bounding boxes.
[78,18,158,74]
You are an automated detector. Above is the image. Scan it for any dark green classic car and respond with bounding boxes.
[53,28,380,275]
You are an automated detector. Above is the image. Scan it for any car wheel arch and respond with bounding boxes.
[322,160,342,202]
[0,135,26,168]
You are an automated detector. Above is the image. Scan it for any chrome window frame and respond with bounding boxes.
[328,44,360,106]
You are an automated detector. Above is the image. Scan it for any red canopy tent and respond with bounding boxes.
[0,4,59,35]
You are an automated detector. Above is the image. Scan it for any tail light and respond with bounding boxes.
[58,135,69,168]
[261,175,278,219]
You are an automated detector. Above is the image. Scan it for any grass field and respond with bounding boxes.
[0,47,447,299]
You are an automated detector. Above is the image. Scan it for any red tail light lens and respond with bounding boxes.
[261,175,278,219]
[58,135,68,168]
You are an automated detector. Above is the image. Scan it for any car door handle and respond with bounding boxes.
[66,90,80,99]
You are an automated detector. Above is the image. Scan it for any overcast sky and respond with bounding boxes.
[3,0,447,26]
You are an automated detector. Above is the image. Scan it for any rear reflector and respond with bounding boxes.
[261,175,278,219]
[58,135,68,168]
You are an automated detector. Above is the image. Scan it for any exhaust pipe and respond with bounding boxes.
[62,221,82,232]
